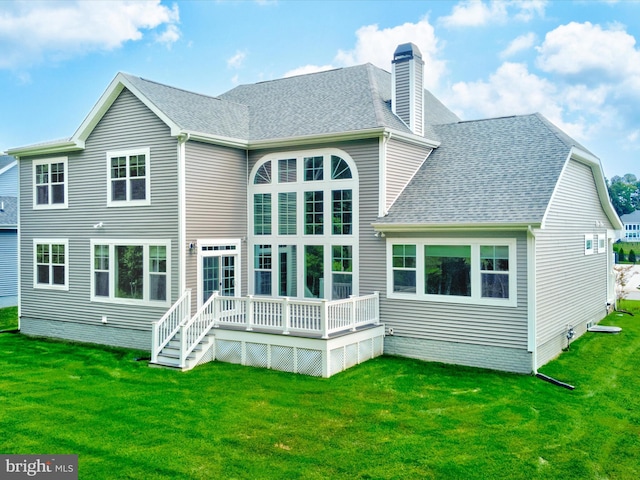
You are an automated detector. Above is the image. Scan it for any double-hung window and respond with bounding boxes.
[34,239,68,290]
[91,240,170,305]
[107,148,150,206]
[388,239,517,306]
[33,157,68,209]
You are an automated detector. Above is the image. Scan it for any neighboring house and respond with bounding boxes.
[8,43,622,376]
[0,155,18,308]
[620,210,640,242]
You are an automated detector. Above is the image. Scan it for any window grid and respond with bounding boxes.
[254,161,271,184]
[34,159,66,207]
[107,149,149,205]
[304,156,323,181]
[278,159,297,183]
[331,155,352,180]
[278,192,297,235]
[35,242,66,288]
[332,189,352,235]
[392,244,416,293]
[305,191,324,235]
[254,193,272,235]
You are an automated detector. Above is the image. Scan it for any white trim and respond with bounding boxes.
[378,134,388,218]
[105,147,151,207]
[196,239,242,307]
[584,234,594,255]
[0,160,16,177]
[89,239,171,307]
[597,234,606,254]
[526,226,537,370]
[32,157,68,210]
[386,237,518,307]
[178,137,187,294]
[33,238,69,291]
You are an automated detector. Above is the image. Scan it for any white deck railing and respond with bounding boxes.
[212,291,380,338]
[154,291,380,367]
[151,289,191,363]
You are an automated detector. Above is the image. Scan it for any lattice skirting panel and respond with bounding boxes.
[209,327,385,377]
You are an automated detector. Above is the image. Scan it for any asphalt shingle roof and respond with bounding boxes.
[0,196,17,227]
[120,64,460,144]
[378,113,584,226]
[620,210,640,223]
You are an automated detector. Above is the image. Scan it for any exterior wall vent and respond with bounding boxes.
[391,43,424,137]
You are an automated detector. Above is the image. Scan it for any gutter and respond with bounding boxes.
[372,222,541,233]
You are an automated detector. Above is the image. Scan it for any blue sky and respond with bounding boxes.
[1,0,638,178]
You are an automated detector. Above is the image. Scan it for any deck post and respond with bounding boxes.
[373,291,380,324]
[321,299,329,339]
[179,324,187,369]
[282,297,290,335]
[246,295,254,331]
[350,295,357,332]
[151,322,159,363]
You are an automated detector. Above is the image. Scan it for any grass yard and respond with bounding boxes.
[0,306,17,331]
[1,303,640,479]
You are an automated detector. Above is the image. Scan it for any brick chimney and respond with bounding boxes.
[392,43,424,136]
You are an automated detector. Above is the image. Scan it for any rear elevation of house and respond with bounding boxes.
[9,43,622,376]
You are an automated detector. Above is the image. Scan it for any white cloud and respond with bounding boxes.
[439,0,507,27]
[282,17,446,90]
[333,17,446,90]
[500,32,537,58]
[0,0,180,68]
[227,50,247,69]
[284,64,334,78]
[439,0,546,27]
[536,21,640,82]
[444,61,591,138]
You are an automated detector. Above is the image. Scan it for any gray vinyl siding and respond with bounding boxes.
[0,163,17,195]
[0,230,17,298]
[184,140,248,307]
[385,136,431,212]
[535,159,613,367]
[379,231,529,353]
[19,88,180,350]
[394,62,411,128]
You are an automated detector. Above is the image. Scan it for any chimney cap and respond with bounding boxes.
[393,43,423,63]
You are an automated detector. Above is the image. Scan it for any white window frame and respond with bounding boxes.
[33,238,69,291]
[106,147,151,207]
[584,234,594,255]
[196,239,242,307]
[247,148,359,299]
[386,238,518,307]
[90,239,170,306]
[33,157,68,209]
[597,234,606,254]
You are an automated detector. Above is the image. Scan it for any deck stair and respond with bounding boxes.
[153,330,216,370]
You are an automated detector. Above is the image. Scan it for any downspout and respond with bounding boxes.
[527,225,537,373]
[177,133,190,296]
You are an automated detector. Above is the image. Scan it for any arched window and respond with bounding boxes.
[248,149,358,300]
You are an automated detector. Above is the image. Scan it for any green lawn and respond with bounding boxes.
[1,303,639,479]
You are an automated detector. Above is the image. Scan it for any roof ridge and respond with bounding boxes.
[121,72,224,102]
[365,64,387,128]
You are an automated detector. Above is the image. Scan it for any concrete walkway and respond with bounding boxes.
[619,265,640,301]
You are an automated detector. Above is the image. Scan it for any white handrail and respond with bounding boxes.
[179,291,219,368]
[151,289,191,363]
